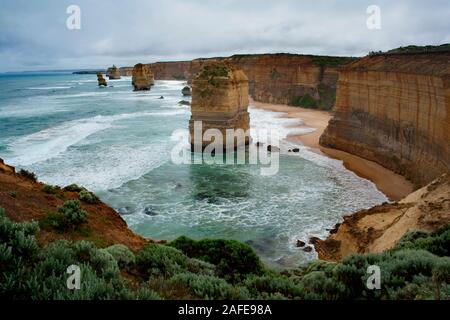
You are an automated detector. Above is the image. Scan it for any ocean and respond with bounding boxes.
[0,72,387,268]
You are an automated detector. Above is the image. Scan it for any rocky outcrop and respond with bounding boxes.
[97,72,107,87]
[0,158,15,174]
[182,86,191,96]
[132,63,154,91]
[189,63,250,150]
[107,65,121,79]
[314,174,450,262]
[320,52,450,187]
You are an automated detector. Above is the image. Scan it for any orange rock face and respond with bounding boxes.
[189,63,250,150]
[132,63,154,91]
[107,65,121,79]
[320,53,450,187]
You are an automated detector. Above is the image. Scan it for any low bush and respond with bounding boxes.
[64,184,84,192]
[40,201,88,232]
[104,244,136,269]
[18,169,37,182]
[289,94,319,108]
[136,244,188,278]
[42,184,60,194]
[170,273,240,300]
[79,189,100,204]
[170,236,264,282]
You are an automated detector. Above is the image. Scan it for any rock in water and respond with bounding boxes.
[132,63,154,91]
[182,86,192,96]
[97,72,107,87]
[107,65,121,79]
[178,100,191,106]
[189,63,250,151]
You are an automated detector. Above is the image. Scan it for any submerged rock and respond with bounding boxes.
[303,246,313,253]
[97,72,107,87]
[143,207,158,216]
[182,86,192,96]
[178,100,191,106]
[296,240,306,248]
[267,145,280,152]
[132,63,154,91]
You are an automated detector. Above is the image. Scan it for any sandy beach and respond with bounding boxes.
[251,99,414,201]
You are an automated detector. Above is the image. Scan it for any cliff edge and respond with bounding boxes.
[320,52,450,187]
[314,174,450,262]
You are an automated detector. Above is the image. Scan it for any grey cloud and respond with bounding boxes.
[0,0,448,72]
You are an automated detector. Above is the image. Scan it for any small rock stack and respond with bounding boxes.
[107,65,121,80]
[97,72,107,87]
[132,63,154,91]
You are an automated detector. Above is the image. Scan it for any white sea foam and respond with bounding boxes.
[27,86,71,90]
[6,110,187,166]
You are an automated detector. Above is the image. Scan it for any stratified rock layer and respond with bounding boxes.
[107,65,121,79]
[189,63,250,150]
[132,63,154,91]
[320,53,450,187]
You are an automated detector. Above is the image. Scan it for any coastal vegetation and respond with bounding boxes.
[1,206,449,300]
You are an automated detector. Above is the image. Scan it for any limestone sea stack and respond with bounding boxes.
[97,72,107,87]
[132,63,154,91]
[189,63,250,151]
[320,52,450,187]
[107,65,121,79]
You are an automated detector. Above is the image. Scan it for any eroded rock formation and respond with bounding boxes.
[132,63,154,91]
[182,86,191,96]
[314,174,450,262]
[97,72,107,87]
[107,65,121,79]
[320,52,450,187]
[117,54,355,109]
[189,63,250,150]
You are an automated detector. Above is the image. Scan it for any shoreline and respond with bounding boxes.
[250,99,414,201]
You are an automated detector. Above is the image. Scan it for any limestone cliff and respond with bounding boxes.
[121,54,355,110]
[189,63,250,150]
[314,174,450,262]
[132,63,154,91]
[320,52,450,187]
[107,65,121,79]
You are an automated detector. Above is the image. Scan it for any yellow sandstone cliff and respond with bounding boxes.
[320,52,450,188]
[189,63,250,150]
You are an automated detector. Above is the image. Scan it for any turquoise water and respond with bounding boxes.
[0,72,387,268]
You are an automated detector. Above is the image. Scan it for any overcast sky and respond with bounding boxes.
[0,0,449,72]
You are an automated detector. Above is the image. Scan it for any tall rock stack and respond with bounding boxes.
[320,52,450,187]
[189,63,250,151]
[107,65,121,79]
[97,72,107,87]
[132,63,154,91]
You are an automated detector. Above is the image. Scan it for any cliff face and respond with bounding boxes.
[320,53,450,187]
[132,63,154,91]
[120,54,354,110]
[189,63,250,149]
[227,55,350,110]
[314,174,450,262]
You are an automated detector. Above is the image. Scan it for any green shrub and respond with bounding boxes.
[9,191,17,198]
[170,273,238,300]
[42,184,60,194]
[79,189,100,204]
[244,275,303,299]
[170,236,264,282]
[186,258,216,276]
[289,94,318,108]
[64,184,83,192]
[136,244,188,278]
[19,169,37,182]
[394,225,450,257]
[104,244,136,269]
[58,200,88,226]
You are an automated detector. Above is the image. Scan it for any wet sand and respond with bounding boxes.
[251,99,414,201]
